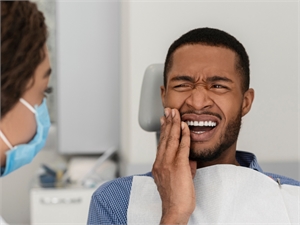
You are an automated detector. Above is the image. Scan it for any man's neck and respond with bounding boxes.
[196,148,239,169]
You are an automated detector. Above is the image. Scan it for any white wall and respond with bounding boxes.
[120,1,299,176]
[56,1,120,155]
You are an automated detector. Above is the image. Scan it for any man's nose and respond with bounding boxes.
[185,87,214,110]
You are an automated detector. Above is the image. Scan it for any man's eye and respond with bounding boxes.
[212,84,226,89]
[174,83,193,90]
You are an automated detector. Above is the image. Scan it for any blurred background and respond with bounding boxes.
[0,0,299,224]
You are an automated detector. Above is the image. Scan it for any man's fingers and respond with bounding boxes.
[177,121,190,159]
[163,109,181,161]
[158,108,172,146]
[156,108,181,162]
[189,160,197,179]
[155,108,173,164]
[155,116,167,164]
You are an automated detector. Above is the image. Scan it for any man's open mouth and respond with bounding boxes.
[185,120,217,134]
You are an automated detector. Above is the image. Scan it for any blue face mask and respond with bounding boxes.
[0,98,51,176]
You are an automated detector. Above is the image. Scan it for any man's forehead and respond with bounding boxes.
[173,43,236,56]
[168,45,238,75]
[172,43,236,59]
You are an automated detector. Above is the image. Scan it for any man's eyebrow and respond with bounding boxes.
[170,75,195,83]
[206,75,233,83]
[44,68,52,78]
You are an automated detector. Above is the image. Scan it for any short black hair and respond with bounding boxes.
[164,27,250,93]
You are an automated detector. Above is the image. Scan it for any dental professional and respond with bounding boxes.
[1,1,51,224]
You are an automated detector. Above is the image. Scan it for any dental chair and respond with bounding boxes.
[138,64,164,145]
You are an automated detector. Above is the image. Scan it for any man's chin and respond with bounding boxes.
[189,143,224,162]
[189,150,220,162]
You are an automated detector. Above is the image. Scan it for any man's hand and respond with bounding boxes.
[152,108,197,225]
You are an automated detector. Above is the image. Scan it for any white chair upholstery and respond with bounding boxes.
[138,64,164,133]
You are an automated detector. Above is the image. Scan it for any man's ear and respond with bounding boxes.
[160,85,166,107]
[242,88,254,117]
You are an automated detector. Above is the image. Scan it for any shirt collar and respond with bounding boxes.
[147,150,264,179]
[236,150,263,172]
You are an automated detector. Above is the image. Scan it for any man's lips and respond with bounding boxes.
[181,113,221,125]
[181,113,221,142]
[181,112,222,122]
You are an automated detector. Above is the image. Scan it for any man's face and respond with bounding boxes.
[161,44,254,161]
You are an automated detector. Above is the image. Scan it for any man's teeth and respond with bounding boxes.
[186,121,217,127]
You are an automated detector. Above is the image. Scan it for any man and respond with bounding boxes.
[87,28,299,224]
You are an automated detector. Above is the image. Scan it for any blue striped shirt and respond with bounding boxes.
[87,151,300,225]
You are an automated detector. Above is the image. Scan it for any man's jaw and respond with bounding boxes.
[185,110,243,167]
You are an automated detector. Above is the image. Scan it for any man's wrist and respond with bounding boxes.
[160,211,191,225]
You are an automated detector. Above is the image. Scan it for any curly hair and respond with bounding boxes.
[1,1,48,118]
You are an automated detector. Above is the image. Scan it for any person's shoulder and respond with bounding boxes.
[93,172,152,197]
[236,150,300,187]
[88,172,152,224]
[264,172,300,187]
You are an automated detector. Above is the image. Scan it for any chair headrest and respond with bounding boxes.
[138,64,164,132]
